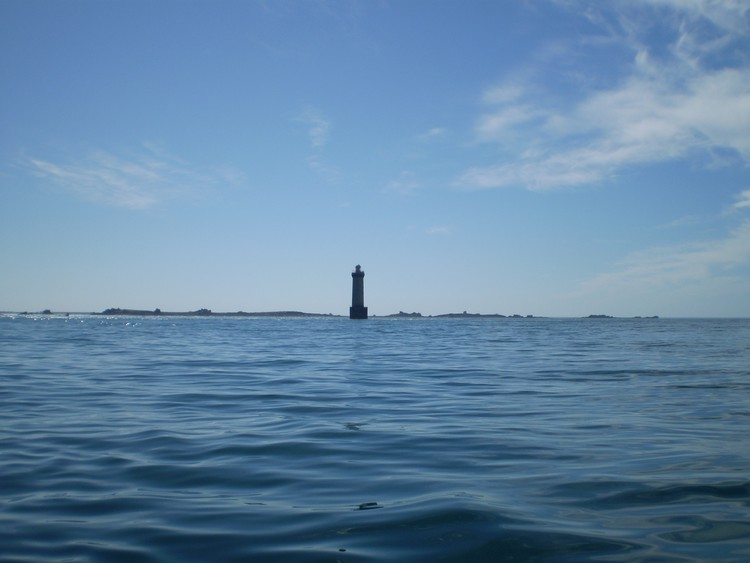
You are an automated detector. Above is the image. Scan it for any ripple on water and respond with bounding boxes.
[1,316,750,561]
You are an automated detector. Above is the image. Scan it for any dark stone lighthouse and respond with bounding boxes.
[350,265,368,319]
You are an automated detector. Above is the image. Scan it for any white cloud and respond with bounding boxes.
[636,0,749,36]
[459,0,750,191]
[735,189,750,209]
[417,127,447,140]
[482,84,524,105]
[581,219,750,293]
[24,145,241,209]
[475,104,547,143]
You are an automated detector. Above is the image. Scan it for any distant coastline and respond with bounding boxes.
[383,311,534,319]
[97,308,336,318]
[4,308,657,319]
[99,309,542,318]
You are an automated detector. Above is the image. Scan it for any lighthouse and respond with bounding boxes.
[350,265,368,319]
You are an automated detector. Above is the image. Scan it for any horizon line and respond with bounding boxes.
[4,309,746,319]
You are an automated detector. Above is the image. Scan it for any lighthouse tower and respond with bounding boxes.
[350,265,368,319]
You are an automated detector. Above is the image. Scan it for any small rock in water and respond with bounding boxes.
[357,502,382,510]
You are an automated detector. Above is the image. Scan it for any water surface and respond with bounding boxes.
[1,316,749,561]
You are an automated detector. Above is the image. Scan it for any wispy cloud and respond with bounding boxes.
[23,144,243,209]
[426,226,450,235]
[417,127,447,141]
[306,154,342,184]
[384,170,422,195]
[734,189,750,210]
[459,0,750,191]
[581,219,750,293]
[295,107,343,182]
[298,107,331,149]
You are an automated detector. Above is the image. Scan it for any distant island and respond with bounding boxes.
[585,314,659,319]
[98,308,337,318]
[382,311,535,318]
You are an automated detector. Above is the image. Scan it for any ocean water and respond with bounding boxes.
[1,315,749,562]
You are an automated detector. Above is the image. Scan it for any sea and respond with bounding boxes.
[1,314,749,562]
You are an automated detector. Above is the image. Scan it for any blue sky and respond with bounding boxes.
[2,0,749,317]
